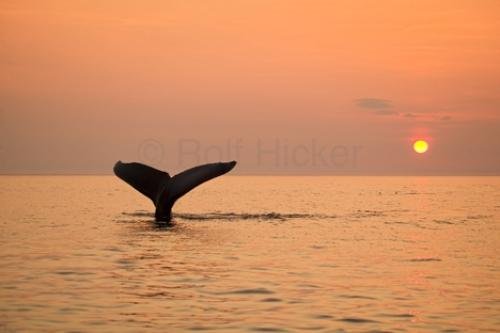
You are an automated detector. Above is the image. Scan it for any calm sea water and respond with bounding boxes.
[0,176,499,332]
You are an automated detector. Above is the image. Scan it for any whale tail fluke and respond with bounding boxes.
[113,160,237,222]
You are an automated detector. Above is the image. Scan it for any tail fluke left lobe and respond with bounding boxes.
[113,161,170,203]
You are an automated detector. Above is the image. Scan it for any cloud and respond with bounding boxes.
[355,98,392,110]
[355,98,397,116]
[440,115,452,121]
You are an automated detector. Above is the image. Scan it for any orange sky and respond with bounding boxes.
[1,0,499,174]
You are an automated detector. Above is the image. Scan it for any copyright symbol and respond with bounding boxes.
[137,139,165,165]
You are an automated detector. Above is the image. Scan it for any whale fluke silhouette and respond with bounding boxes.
[114,160,237,222]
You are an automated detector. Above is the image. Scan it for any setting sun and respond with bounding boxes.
[413,140,429,154]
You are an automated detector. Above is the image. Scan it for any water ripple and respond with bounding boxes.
[250,327,289,332]
[338,317,379,323]
[218,287,275,295]
[122,211,337,221]
[406,258,442,262]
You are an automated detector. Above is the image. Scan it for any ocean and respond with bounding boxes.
[0,176,499,332]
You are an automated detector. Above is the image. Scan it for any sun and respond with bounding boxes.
[413,140,429,154]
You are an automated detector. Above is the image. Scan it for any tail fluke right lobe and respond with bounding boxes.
[168,161,237,202]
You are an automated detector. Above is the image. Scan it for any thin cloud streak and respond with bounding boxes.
[355,98,393,110]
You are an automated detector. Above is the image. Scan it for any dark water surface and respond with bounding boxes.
[0,176,499,332]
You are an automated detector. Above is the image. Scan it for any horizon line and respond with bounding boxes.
[1,173,499,177]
